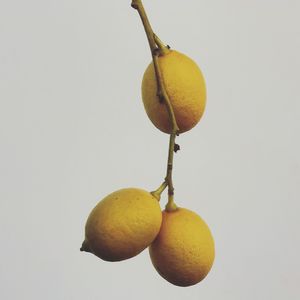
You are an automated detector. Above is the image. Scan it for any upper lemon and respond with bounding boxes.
[149,207,215,286]
[81,188,162,262]
[142,50,206,134]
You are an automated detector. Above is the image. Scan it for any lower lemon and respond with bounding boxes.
[81,188,162,261]
[149,207,215,286]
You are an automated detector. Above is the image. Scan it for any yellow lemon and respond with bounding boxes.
[81,188,162,262]
[142,50,206,134]
[149,207,215,286]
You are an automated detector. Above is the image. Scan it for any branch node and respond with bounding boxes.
[168,187,174,196]
[131,0,139,9]
[152,48,160,56]
[157,90,164,103]
[174,143,180,152]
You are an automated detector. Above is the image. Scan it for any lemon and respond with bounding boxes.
[142,50,206,134]
[81,188,162,262]
[149,207,214,286]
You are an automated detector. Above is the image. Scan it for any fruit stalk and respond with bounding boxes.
[151,181,168,201]
[131,0,179,211]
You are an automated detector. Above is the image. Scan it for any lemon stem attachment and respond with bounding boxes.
[154,34,171,56]
[132,0,179,212]
[151,181,168,201]
[165,194,177,212]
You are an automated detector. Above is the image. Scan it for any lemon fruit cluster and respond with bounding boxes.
[81,189,214,286]
[80,0,215,288]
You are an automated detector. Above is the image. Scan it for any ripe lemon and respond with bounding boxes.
[81,188,162,262]
[149,207,215,286]
[142,50,206,134]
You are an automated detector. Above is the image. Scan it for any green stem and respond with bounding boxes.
[164,133,178,211]
[132,0,178,211]
[151,181,168,201]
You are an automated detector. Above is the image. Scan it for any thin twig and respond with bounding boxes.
[132,0,179,211]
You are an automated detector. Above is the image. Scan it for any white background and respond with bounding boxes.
[1,0,300,299]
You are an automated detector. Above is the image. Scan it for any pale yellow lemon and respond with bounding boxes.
[142,50,206,134]
[149,208,215,286]
[81,188,162,262]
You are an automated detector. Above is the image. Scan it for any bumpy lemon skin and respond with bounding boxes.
[82,188,162,262]
[142,50,206,134]
[149,208,215,287]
